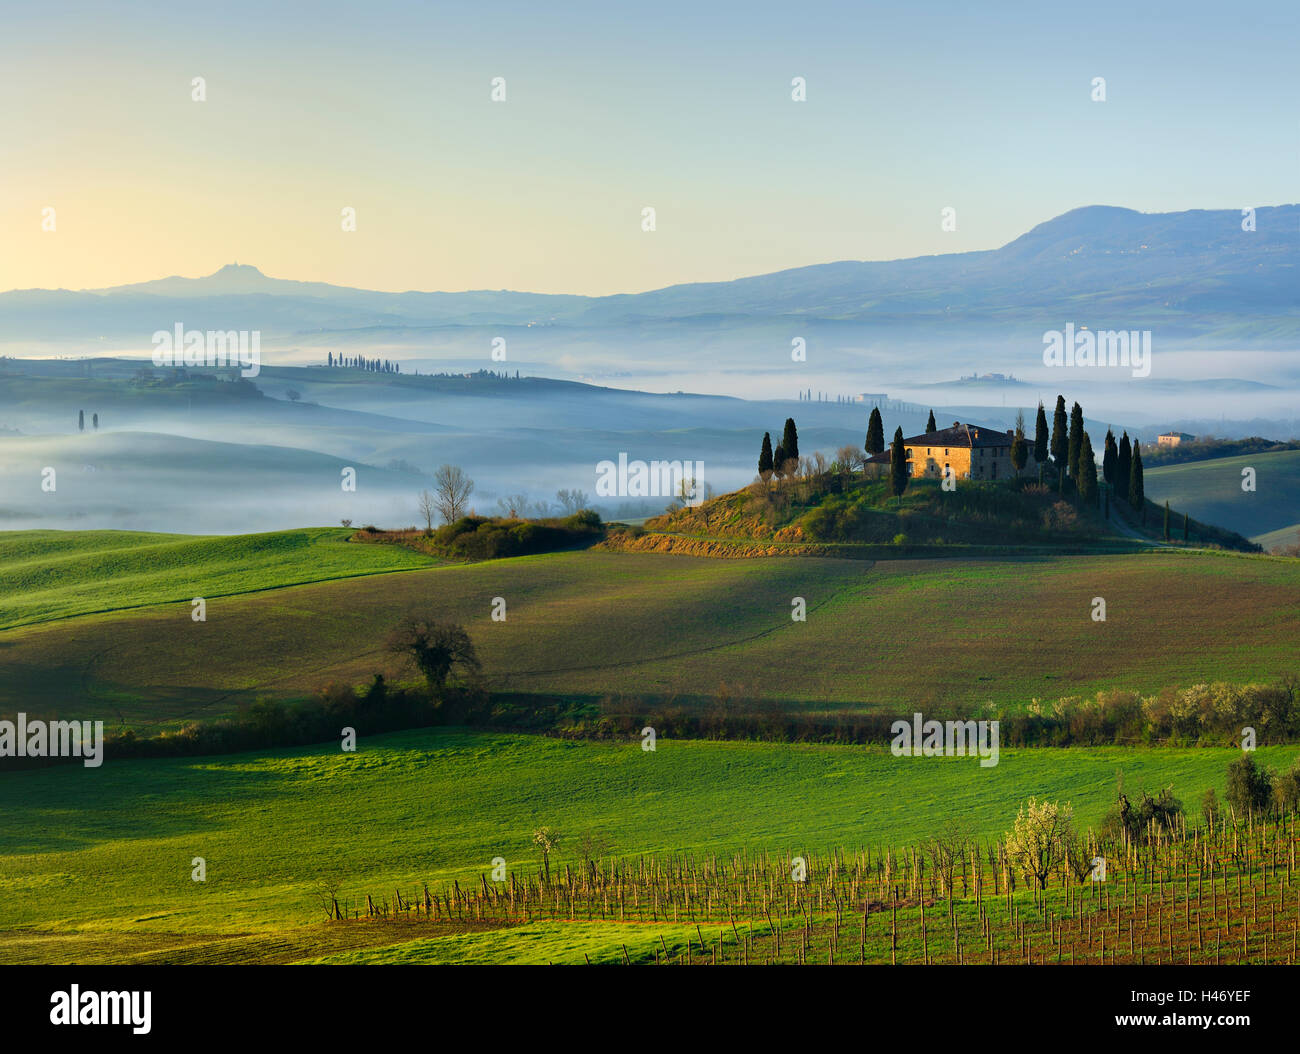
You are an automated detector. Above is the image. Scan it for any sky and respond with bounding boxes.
[1,0,1296,296]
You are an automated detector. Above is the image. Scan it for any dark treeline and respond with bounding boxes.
[541,677,1300,749]
[1142,435,1300,467]
[0,679,488,771]
[326,352,399,372]
[9,674,1299,771]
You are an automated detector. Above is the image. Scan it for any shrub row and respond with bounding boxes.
[432,510,603,559]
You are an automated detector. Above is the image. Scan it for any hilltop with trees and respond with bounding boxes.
[620,399,1262,555]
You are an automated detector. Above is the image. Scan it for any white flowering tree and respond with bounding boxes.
[1005,798,1076,890]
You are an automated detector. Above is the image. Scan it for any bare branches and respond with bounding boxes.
[433,464,474,524]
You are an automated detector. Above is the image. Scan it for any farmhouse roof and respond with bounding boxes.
[865,422,1015,462]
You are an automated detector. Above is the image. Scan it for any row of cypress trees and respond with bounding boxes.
[1035,395,1148,512]
[757,417,800,477]
[1040,396,1101,503]
[1100,426,1145,514]
[326,352,400,372]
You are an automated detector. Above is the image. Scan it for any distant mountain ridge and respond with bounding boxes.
[3,205,1297,338]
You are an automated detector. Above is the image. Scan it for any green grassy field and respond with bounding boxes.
[0,528,443,630]
[2,726,1293,963]
[4,527,1299,965]
[1254,523,1300,552]
[2,544,1298,726]
[1144,449,1300,542]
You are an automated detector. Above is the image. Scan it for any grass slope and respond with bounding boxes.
[1254,523,1300,552]
[2,726,1295,962]
[1144,449,1300,541]
[0,528,442,630]
[2,548,1299,726]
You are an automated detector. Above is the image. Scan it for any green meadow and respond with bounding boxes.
[2,726,1295,963]
[1145,448,1300,543]
[3,528,1300,964]
[0,527,441,630]
[1,544,1298,726]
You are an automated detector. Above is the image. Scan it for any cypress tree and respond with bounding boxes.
[1163,500,1170,541]
[772,443,787,478]
[78,410,84,432]
[1129,440,1145,521]
[1078,431,1097,504]
[1050,396,1068,469]
[1034,402,1049,465]
[758,432,774,477]
[1183,511,1189,543]
[1102,429,1117,487]
[1010,411,1028,478]
[1067,402,1084,479]
[926,409,936,433]
[889,427,909,507]
[1117,432,1132,502]
[866,408,885,456]
[782,418,799,464]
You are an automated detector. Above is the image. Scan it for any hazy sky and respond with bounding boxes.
[2,0,1295,295]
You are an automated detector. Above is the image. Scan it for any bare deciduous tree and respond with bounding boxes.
[555,488,591,515]
[926,818,973,900]
[671,476,700,510]
[312,877,344,921]
[417,489,436,534]
[836,444,864,473]
[574,828,611,870]
[433,464,474,524]
[495,493,530,519]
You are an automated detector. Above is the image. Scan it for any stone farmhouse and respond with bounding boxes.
[866,421,1040,481]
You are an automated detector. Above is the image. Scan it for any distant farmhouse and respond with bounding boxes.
[1156,431,1196,448]
[866,421,1040,481]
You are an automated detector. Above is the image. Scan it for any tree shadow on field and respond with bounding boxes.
[0,752,300,855]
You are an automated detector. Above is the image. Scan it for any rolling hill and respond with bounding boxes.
[3,540,1299,727]
[1253,523,1300,552]
[0,431,428,534]
[0,528,441,630]
[1143,449,1300,542]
